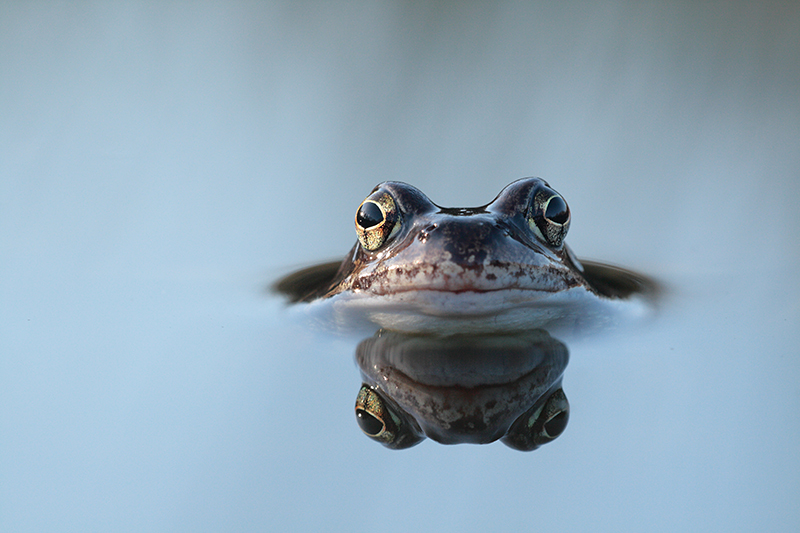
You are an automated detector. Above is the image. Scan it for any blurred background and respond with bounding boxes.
[2,2,798,532]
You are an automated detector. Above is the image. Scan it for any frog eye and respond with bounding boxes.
[355,385,423,449]
[355,192,400,251]
[501,388,569,451]
[528,186,570,247]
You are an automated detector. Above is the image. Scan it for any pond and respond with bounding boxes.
[2,3,798,532]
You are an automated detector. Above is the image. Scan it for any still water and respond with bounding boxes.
[2,2,799,532]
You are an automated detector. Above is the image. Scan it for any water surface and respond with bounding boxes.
[2,2,798,532]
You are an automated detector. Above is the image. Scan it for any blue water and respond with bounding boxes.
[2,3,799,531]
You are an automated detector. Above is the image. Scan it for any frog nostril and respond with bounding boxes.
[418,223,438,243]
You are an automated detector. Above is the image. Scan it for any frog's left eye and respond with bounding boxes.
[355,192,400,251]
[528,186,570,247]
[501,388,569,451]
[355,385,423,449]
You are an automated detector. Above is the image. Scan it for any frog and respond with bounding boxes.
[275,177,657,333]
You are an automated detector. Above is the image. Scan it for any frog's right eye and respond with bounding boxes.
[355,385,423,449]
[355,191,399,251]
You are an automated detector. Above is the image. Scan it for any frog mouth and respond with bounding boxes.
[378,284,564,296]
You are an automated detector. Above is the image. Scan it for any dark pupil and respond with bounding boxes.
[543,411,568,438]
[357,202,384,229]
[356,409,385,436]
[544,196,568,224]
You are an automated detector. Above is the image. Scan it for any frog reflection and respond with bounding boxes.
[353,330,569,450]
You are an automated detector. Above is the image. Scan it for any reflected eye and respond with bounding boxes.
[355,192,399,251]
[542,407,568,438]
[355,385,423,449]
[528,186,570,247]
[501,388,570,451]
[355,407,385,436]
